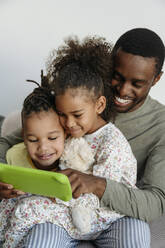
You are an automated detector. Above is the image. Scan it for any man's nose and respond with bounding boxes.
[118,81,132,96]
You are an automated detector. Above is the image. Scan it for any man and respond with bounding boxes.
[0,28,164,247]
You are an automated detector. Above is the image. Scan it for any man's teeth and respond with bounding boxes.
[116,97,131,104]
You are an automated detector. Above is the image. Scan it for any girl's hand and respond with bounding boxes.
[61,169,106,199]
[0,182,25,199]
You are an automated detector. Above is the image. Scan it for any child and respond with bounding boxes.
[0,36,137,247]
[43,37,137,237]
[0,84,65,247]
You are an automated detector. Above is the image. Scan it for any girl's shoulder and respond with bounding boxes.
[86,122,128,145]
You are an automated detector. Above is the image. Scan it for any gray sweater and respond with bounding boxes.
[101,96,165,222]
[1,96,165,222]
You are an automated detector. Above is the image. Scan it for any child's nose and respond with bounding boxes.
[65,116,76,128]
[38,140,49,153]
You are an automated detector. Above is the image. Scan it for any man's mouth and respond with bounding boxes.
[115,96,133,105]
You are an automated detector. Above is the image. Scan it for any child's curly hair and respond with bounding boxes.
[46,36,116,122]
[22,78,56,123]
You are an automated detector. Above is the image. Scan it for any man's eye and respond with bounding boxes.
[134,85,142,89]
[133,82,143,89]
[58,112,65,117]
[113,74,122,82]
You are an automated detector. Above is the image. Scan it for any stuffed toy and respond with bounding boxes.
[59,136,98,234]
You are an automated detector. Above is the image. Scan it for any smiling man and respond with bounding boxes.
[99,28,165,247]
[111,30,163,113]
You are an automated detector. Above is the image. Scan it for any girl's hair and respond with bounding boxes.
[21,79,56,123]
[47,36,116,122]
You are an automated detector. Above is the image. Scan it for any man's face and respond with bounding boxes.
[111,50,162,113]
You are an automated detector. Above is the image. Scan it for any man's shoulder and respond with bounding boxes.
[148,96,165,120]
[149,96,165,109]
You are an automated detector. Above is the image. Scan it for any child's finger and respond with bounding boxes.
[0,182,13,190]
[12,189,26,196]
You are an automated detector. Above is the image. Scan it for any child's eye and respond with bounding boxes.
[74,114,82,118]
[49,137,57,140]
[28,139,38,143]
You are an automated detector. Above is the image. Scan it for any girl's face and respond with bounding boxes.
[55,88,106,138]
[23,109,65,170]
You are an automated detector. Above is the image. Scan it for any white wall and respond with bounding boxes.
[0,0,165,116]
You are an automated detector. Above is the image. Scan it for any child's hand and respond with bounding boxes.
[0,182,25,199]
[61,169,107,199]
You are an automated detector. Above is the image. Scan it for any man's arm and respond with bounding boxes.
[101,145,165,222]
[0,128,23,163]
[62,145,165,222]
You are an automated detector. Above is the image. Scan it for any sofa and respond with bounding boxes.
[0,113,165,248]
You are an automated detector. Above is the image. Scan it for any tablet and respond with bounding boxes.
[0,163,72,201]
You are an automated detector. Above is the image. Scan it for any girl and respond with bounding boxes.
[46,36,137,239]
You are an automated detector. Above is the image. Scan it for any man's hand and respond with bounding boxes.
[61,169,107,199]
[0,182,25,199]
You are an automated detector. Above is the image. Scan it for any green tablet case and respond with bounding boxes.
[0,163,72,201]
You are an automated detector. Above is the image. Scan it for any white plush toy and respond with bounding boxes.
[59,137,98,234]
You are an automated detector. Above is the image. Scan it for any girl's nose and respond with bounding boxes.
[65,116,76,128]
[38,140,48,153]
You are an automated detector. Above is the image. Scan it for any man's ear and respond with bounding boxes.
[96,96,106,114]
[152,71,163,86]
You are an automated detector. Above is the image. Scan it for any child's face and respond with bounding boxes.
[23,109,65,170]
[55,89,106,138]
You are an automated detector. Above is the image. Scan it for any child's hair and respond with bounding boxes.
[21,79,56,124]
[47,36,116,122]
[112,28,165,76]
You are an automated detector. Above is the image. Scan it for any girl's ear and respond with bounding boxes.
[96,96,106,114]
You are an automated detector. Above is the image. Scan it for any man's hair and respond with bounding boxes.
[47,36,116,122]
[22,81,56,124]
[112,28,165,75]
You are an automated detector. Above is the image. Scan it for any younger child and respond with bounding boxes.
[0,85,66,247]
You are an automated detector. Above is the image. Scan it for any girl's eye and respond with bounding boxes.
[74,114,82,118]
[49,137,57,140]
[28,139,38,143]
